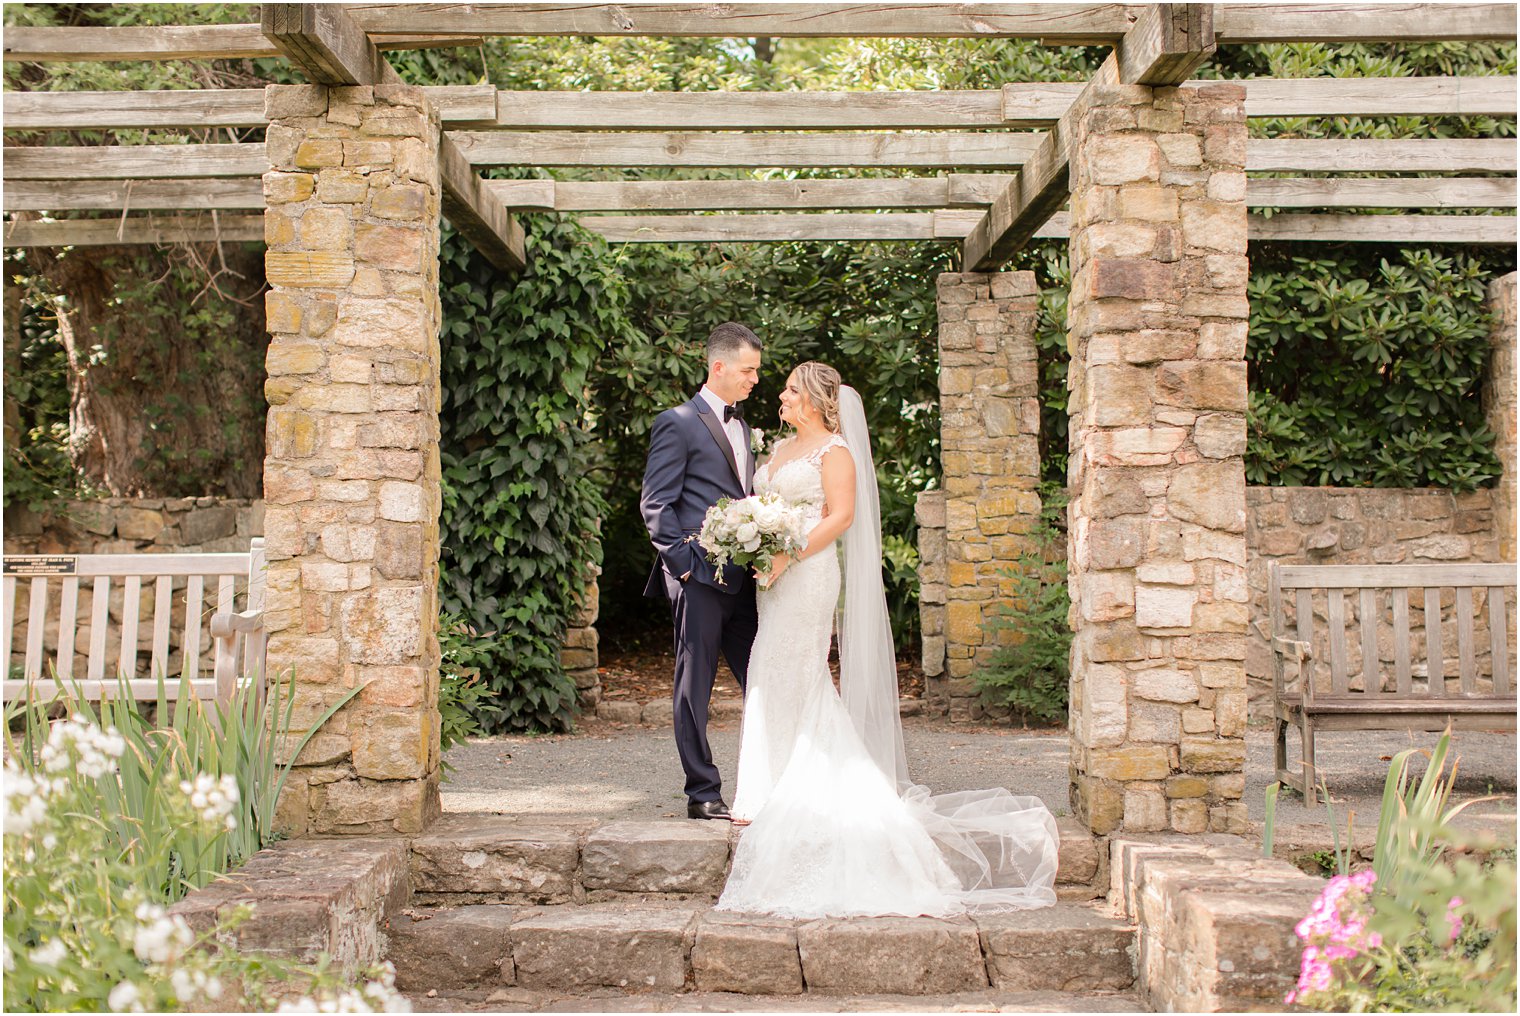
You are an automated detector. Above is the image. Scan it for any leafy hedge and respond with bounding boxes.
[437,215,633,733]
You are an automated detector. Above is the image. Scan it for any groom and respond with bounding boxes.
[640,321,763,820]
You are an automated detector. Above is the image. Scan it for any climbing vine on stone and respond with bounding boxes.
[437,215,635,733]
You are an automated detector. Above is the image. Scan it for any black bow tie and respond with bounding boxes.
[724,403,744,423]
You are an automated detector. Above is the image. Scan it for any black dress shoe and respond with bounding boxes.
[687,799,732,821]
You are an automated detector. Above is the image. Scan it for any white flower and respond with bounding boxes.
[133,913,193,965]
[179,773,239,827]
[108,980,145,1013]
[2,942,12,971]
[750,428,767,455]
[735,522,759,546]
[30,938,66,967]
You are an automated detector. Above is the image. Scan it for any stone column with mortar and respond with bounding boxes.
[261,83,444,835]
[1065,82,1251,835]
[1486,272,1516,563]
[927,271,1043,721]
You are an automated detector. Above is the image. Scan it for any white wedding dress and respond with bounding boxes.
[716,390,1059,920]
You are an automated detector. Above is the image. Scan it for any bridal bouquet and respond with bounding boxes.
[691,493,809,583]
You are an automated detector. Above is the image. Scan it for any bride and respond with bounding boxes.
[716,361,1059,920]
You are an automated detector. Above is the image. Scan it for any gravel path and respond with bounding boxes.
[442,715,1516,842]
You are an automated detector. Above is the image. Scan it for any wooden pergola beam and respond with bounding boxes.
[4,143,270,180]
[1214,2,1517,43]
[8,135,1511,185]
[3,86,499,131]
[966,4,1215,269]
[1,213,265,247]
[573,210,1517,245]
[259,2,524,272]
[342,3,1517,43]
[5,178,267,212]
[9,175,1514,215]
[342,4,1139,42]
[1247,138,1517,172]
[0,24,484,62]
[447,131,1043,169]
[7,76,1514,134]
[1117,3,1215,85]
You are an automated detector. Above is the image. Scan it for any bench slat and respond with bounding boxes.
[151,575,173,681]
[1300,696,1516,715]
[24,577,48,679]
[218,575,236,617]
[1277,563,1517,588]
[119,575,141,680]
[1295,587,1313,646]
[1456,585,1477,695]
[1327,588,1349,694]
[1,677,250,703]
[184,575,204,682]
[1392,587,1412,695]
[13,554,252,578]
[1425,586,1445,696]
[57,576,79,682]
[87,577,110,681]
[2,576,15,679]
[1359,587,1379,694]
[1491,586,1510,697]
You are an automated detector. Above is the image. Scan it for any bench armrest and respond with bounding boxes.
[1271,636,1310,662]
[1271,636,1313,700]
[212,610,266,706]
[210,609,264,639]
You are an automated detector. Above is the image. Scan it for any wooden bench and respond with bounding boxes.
[2,538,266,707]
[1270,561,1517,801]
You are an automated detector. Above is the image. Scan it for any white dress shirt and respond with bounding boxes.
[699,385,749,491]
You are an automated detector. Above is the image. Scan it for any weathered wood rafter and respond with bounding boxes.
[341,4,1139,41]
[2,86,499,131]
[9,175,1514,215]
[5,143,270,180]
[7,77,1514,134]
[573,210,1516,244]
[259,2,525,272]
[447,131,1043,168]
[1213,2,1516,42]
[1,213,265,247]
[0,24,482,62]
[1117,3,1215,85]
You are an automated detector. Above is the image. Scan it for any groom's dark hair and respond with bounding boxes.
[707,321,762,366]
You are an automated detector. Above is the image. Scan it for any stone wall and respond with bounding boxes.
[3,498,264,680]
[1487,272,1516,563]
[918,271,1043,721]
[1246,486,1508,708]
[260,83,446,836]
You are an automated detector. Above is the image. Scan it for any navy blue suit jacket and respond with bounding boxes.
[641,395,755,596]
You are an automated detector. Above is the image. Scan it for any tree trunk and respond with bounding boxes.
[43,243,268,498]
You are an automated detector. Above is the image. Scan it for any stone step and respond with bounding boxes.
[407,814,1105,905]
[407,986,1147,1012]
[384,900,1137,998]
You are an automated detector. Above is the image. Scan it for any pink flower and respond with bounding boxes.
[1446,896,1464,945]
[1285,869,1380,1004]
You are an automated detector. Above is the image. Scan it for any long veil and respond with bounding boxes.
[836,386,1058,910]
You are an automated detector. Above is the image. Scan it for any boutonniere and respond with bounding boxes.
[750,428,768,457]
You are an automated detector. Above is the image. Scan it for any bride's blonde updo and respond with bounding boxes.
[792,361,843,433]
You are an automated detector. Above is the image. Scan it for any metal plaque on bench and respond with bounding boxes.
[3,556,77,576]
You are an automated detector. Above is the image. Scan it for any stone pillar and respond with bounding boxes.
[1486,273,1516,563]
[1065,82,1250,835]
[564,565,602,711]
[261,84,444,835]
[928,271,1043,721]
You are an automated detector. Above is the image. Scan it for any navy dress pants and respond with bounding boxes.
[665,573,757,803]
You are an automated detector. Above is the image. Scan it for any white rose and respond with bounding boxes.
[735,522,759,546]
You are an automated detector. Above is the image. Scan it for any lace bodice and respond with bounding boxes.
[754,434,848,512]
